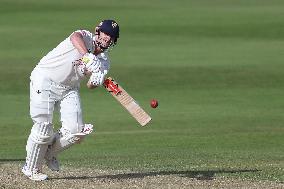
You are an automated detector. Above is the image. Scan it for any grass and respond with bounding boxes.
[0,0,283,183]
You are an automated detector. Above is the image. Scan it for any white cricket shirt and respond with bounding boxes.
[34,30,109,88]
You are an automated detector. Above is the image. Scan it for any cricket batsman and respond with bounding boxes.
[22,19,120,181]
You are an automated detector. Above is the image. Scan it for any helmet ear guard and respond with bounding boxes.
[94,26,100,36]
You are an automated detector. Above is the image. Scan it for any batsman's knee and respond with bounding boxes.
[59,123,94,144]
[30,122,54,145]
[44,124,94,157]
[61,119,84,134]
[60,120,84,135]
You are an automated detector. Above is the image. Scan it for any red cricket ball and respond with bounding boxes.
[150,99,158,108]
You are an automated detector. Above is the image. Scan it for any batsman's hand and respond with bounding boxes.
[82,53,101,73]
[88,70,108,87]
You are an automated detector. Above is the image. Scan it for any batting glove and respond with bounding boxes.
[82,53,101,73]
[89,70,108,86]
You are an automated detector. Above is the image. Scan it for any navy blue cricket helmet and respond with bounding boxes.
[98,19,119,44]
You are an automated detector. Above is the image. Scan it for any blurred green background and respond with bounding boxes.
[0,0,283,182]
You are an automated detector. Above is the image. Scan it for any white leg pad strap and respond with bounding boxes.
[25,122,53,172]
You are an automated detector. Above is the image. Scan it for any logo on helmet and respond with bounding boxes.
[112,22,118,28]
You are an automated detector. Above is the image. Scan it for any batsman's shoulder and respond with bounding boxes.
[73,29,92,37]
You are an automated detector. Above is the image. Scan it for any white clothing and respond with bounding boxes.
[35,30,110,88]
[30,70,83,131]
[24,29,109,176]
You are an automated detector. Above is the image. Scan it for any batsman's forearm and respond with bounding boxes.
[70,32,89,55]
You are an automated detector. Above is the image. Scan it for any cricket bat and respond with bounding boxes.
[103,77,152,126]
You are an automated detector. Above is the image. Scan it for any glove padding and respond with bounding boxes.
[82,53,101,73]
[89,70,108,86]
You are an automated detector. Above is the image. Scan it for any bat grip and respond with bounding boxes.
[104,78,121,95]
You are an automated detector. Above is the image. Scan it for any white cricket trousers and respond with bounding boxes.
[30,69,84,133]
[24,69,84,173]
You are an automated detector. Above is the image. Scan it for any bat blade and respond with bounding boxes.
[104,77,152,126]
